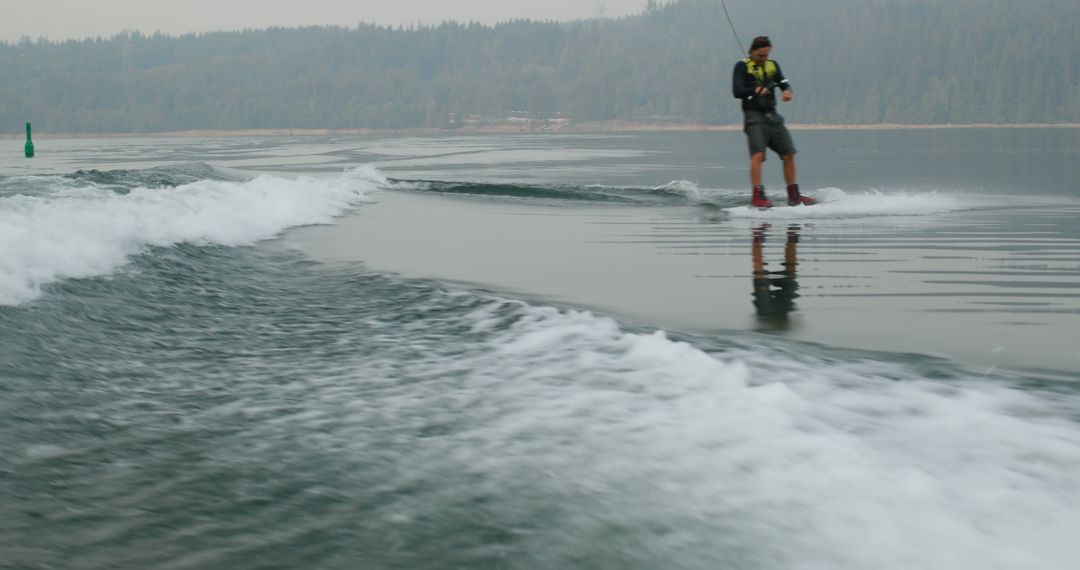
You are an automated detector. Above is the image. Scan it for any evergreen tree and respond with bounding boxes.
[0,0,1076,132]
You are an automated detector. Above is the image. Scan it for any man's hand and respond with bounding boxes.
[754,85,768,96]
[781,89,793,102]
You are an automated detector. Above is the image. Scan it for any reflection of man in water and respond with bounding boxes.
[752,223,801,328]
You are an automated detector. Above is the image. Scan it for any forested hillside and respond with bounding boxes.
[2,0,1077,132]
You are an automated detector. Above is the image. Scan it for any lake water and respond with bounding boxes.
[2,128,1079,569]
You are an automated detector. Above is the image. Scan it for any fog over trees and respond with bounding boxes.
[3,0,1077,133]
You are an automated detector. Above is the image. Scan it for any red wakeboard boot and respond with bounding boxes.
[751,185,773,209]
[786,184,817,206]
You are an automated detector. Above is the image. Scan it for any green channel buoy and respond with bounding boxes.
[24,122,34,158]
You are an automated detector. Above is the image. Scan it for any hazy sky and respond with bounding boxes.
[3,0,648,42]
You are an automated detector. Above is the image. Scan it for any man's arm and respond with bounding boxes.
[732,61,757,99]
[775,61,793,101]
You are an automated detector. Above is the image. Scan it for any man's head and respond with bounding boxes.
[749,36,771,64]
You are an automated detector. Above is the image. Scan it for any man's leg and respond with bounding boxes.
[782,152,815,205]
[746,120,773,207]
[751,152,766,187]
[782,153,796,186]
[772,123,815,206]
[750,151,773,207]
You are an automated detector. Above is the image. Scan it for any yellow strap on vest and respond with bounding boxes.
[744,58,778,84]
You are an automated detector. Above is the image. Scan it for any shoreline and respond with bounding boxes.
[8,122,1080,139]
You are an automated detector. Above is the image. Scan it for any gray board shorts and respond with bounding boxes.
[744,110,796,159]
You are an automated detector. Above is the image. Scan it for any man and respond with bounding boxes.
[732,36,815,208]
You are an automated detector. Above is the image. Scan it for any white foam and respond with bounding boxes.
[652,179,739,205]
[727,188,986,219]
[656,178,703,194]
[422,303,1080,568]
[0,166,384,305]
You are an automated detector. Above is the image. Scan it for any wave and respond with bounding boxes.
[429,300,1080,568]
[4,222,1078,566]
[3,164,1066,307]
[64,162,239,191]
[393,178,747,206]
[392,178,1059,218]
[0,166,385,306]
[0,162,242,200]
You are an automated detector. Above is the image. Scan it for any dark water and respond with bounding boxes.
[2,129,1079,569]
